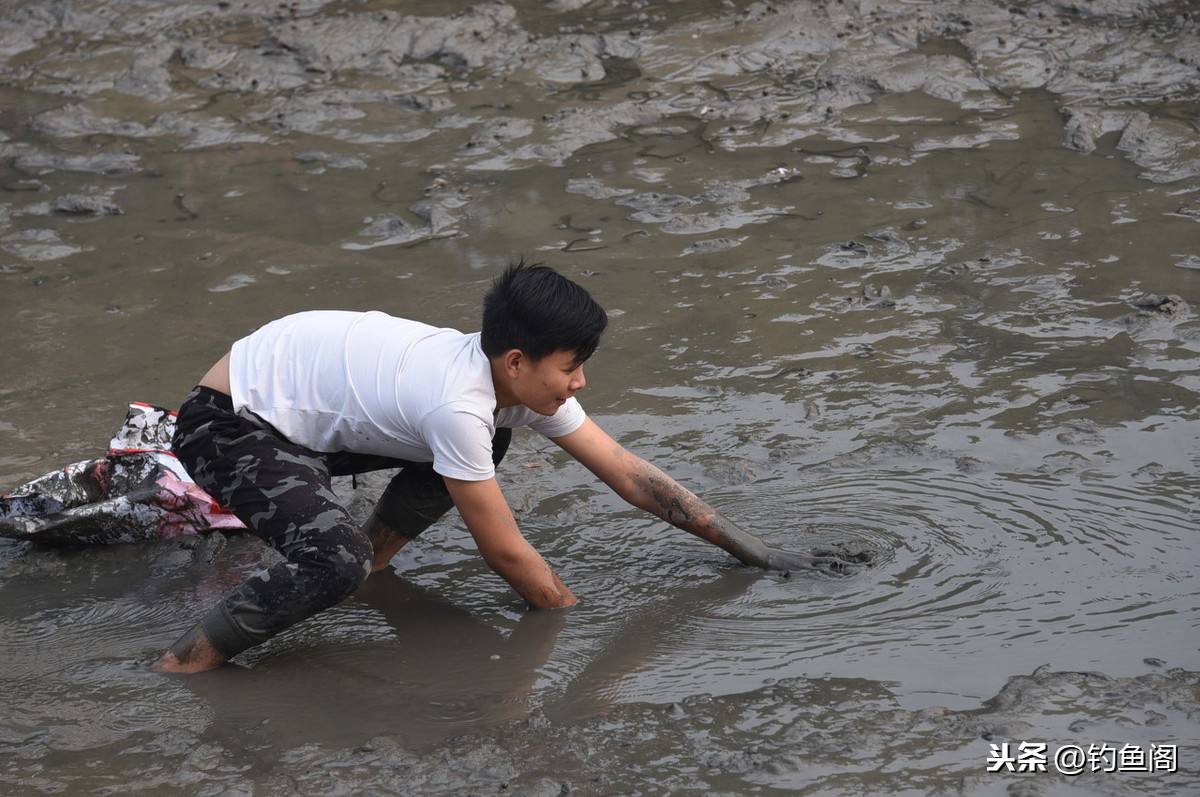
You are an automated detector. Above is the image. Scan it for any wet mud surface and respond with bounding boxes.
[2,0,1199,793]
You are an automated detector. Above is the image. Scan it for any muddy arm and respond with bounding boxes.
[552,419,850,574]
[444,475,578,608]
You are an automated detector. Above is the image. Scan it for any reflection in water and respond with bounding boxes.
[530,448,1196,709]
[549,562,762,720]
[177,576,568,749]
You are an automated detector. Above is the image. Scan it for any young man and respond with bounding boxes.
[153,261,856,673]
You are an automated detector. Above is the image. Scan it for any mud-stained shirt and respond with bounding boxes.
[228,310,586,481]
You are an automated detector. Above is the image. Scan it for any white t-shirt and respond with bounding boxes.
[227,310,587,481]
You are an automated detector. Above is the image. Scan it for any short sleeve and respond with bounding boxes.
[508,397,587,439]
[421,405,497,481]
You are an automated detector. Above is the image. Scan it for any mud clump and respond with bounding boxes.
[50,194,124,216]
[1112,292,1192,338]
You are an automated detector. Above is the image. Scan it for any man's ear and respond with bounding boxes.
[502,348,525,378]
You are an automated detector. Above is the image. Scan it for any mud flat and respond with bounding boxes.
[1,0,1198,794]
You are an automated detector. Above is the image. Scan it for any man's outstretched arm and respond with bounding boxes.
[444,475,577,608]
[553,419,855,574]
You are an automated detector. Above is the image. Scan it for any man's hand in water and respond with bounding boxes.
[549,421,874,577]
[762,546,872,576]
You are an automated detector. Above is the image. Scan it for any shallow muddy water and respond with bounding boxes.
[1,0,1198,794]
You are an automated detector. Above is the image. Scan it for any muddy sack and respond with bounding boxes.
[0,402,245,545]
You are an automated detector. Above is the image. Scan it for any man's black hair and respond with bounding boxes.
[481,258,607,364]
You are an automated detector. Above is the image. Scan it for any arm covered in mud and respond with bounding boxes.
[553,419,862,575]
[444,476,578,608]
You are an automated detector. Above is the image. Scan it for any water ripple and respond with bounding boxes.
[549,464,1196,706]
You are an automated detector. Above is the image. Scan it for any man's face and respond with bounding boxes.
[515,349,588,416]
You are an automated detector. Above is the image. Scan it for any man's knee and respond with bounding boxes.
[373,466,453,538]
[371,427,512,539]
[291,527,373,598]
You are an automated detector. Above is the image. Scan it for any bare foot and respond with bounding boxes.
[151,626,228,673]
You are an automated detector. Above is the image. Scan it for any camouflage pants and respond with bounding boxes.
[171,386,510,659]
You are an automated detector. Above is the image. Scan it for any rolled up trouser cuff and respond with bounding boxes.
[200,601,263,660]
